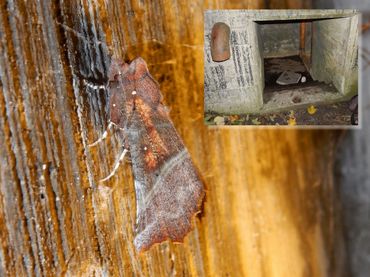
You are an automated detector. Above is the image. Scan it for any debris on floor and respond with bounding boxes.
[214,116,225,125]
[265,55,314,90]
[205,98,358,126]
[276,70,302,85]
[349,95,358,125]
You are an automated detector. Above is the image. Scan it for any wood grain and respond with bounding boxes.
[0,0,348,276]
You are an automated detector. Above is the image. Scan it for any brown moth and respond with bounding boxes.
[101,57,205,252]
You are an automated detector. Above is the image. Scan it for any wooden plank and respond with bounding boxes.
[0,0,348,276]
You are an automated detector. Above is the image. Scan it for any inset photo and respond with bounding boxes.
[204,10,360,126]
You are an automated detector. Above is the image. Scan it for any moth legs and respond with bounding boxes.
[88,122,114,147]
[88,122,129,182]
[99,147,129,183]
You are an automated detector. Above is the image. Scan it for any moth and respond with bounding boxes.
[90,57,205,252]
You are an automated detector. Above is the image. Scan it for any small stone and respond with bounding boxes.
[348,95,358,112]
[292,96,301,103]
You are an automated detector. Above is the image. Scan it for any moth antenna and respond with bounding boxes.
[88,122,113,147]
[83,79,106,91]
[99,148,129,182]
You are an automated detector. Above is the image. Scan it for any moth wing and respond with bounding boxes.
[133,137,205,252]
[116,57,205,252]
[108,82,127,128]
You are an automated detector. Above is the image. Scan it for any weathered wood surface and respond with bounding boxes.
[313,1,370,276]
[0,0,348,276]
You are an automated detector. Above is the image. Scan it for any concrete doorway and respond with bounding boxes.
[204,10,359,114]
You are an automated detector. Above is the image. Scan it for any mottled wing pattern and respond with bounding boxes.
[108,57,205,252]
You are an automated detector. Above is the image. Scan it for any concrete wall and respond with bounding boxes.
[258,22,300,58]
[311,16,358,96]
[204,12,264,114]
[204,10,359,114]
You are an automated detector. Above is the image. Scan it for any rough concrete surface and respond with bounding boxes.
[258,22,300,58]
[204,9,359,115]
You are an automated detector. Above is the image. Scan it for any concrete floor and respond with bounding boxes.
[260,55,350,113]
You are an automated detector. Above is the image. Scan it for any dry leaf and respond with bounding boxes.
[214,116,225,125]
[251,118,261,125]
[229,115,244,125]
[307,105,317,115]
[204,115,213,122]
[229,115,240,123]
[269,114,277,121]
[288,117,297,126]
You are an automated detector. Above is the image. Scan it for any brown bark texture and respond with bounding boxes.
[0,0,348,276]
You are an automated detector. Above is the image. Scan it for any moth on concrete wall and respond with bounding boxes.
[90,57,205,252]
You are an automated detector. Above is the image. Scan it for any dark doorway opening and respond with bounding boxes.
[255,17,356,109]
